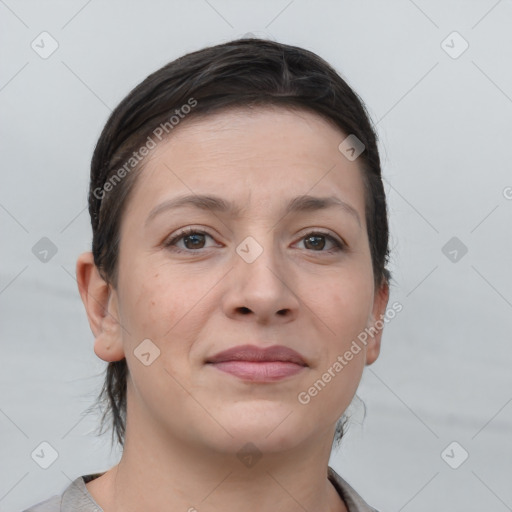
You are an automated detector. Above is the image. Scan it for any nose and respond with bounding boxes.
[221,235,300,324]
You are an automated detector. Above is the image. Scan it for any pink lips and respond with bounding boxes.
[206,344,308,382]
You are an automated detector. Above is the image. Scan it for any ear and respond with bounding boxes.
[76,251,125,362]
[365,280,390,366]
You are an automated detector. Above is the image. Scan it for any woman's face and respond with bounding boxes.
[97,107,389,454]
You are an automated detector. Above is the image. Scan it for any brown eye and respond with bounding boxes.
[300,232,345,252]
[304,234,326,250]
[165,229,214,252]
[181,232,206,249]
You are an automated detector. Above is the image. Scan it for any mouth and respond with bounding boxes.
[205,344,308,382]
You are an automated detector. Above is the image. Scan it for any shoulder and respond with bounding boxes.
[21,473,104,512]
[328,466,382,512]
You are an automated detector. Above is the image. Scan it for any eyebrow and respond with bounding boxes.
[145,193,362,228]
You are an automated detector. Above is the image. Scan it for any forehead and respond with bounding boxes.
[127,106,367,224]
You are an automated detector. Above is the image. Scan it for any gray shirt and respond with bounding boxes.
[22,466,381,512]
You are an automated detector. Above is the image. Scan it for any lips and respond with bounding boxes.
[206,344,308,366]
[206,344,308,382]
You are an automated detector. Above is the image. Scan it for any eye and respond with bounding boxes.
[164,228,345,254]
[164,228,216,252]
[297,231,345,252]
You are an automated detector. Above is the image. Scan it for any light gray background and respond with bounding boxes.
[1,1,511,511]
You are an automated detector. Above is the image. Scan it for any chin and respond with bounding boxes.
[212,429,305,457]
[217,414,309,453]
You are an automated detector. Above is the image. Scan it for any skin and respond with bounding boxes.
[76,106,389,512]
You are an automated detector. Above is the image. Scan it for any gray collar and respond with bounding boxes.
[54,467,379,512]
[60,473,104,512]
[328,466,380,512]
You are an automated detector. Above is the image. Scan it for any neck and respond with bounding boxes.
[88,410,347,512]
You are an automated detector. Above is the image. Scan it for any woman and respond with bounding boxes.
[24,37,391,512]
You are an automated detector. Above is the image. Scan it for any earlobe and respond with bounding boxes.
[365,280,390,366]
[76,251,125,362]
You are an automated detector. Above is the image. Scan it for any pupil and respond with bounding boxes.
[185,234,204,249]
[306,235,325,250]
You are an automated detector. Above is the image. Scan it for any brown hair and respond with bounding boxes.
[85,37,391,451]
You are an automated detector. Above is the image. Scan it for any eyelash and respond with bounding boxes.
[164,227,346,254]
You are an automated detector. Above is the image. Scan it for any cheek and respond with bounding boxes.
[116,266,180,355]
[319,269,374,338]
[119,268,210,369]
[302,270,372,403]
[119,274,195,399]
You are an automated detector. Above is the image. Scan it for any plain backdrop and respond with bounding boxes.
[1,1,511,511]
